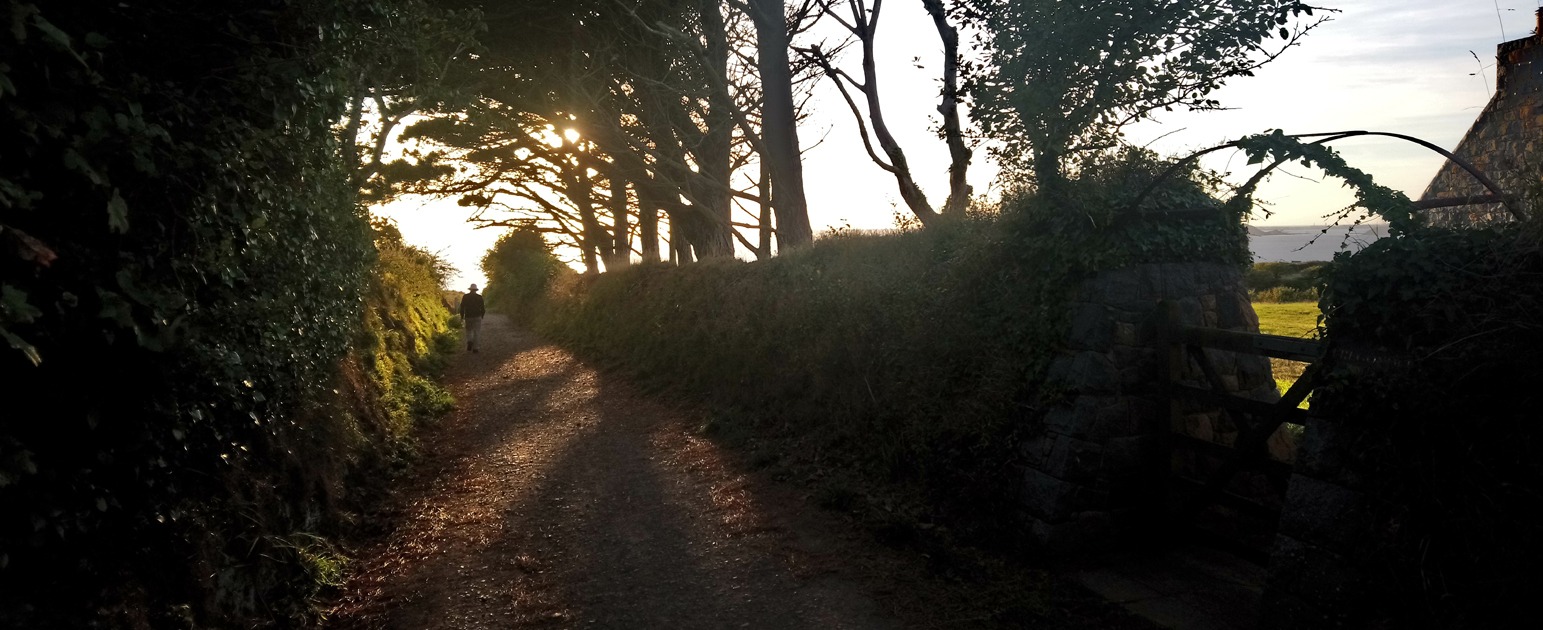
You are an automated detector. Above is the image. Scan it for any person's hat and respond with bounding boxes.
[469,283,479,291]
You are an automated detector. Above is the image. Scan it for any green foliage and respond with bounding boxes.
[364,223,460,436]
[532,159,1247,546]
[1248,286,1315,303]
[1049,146,1252,267]
[966,0,1328,187]
[1230,130,1418,235]
[1312,224,1543,626]
[1246,261,1327,302]
[480,227,568,322]
[0,1,464,625]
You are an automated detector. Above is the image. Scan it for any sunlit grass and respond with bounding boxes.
[1254,301,1320,338]
[1255,301,1319,410]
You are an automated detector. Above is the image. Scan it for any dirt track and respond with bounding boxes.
[324,315,1148,629]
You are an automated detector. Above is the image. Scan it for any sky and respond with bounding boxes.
[377,0,1543,288]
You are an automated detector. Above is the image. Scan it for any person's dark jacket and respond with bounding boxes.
[460,292,486,318]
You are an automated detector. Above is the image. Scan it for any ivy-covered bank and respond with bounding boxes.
[504,151,1249,546]
[1,2,459,626]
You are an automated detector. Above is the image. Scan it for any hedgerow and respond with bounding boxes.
[1,1,460,625]
[519,147,1247,546]
[1208,130,1543,625]
[1311,222,1543,627]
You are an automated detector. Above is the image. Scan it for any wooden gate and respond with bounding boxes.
[1156,301,1323,561]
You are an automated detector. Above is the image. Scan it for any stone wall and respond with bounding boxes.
[1019,262,1278,550]
[1258,415,1393,628]
[1420,10,1543,226]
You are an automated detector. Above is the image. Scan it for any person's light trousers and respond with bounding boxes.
[465,316,483,348]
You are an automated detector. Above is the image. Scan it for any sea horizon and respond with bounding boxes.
[1248,223,1389,262]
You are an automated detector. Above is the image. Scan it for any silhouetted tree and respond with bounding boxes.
[962,0,1329,199]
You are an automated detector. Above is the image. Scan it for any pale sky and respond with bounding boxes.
[379,0,1542,287]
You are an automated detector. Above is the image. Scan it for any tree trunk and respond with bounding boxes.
[1034,145,1069,206]
[635,57,723,261]
[922,0,973,216]
[562,143,607,274]
[607,175,632,270]
[669,219,694,264]
[757,158,773,260]
[852,4,938,225]
[694,0,736,258]
[748,0,812,250]
[637,179,661,263]
[806,1,939,225]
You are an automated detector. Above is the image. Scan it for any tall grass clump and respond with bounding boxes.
[523,147,1250,547]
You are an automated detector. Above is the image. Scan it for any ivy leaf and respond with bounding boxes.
[8,3,36,42]
[96,288,135,328]
[3,227,56,267]
[31,15,71,48]
[14,450,37,475]
[62,149,105,186]
[1,285,42,365]
[107,189,129,233]
[1,285,42,322]
[0,66,15,99]
[29,14,88,68]
[1,327,40,366]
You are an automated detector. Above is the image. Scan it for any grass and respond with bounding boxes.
[1254,301,1319,409]
[1253,301,1320,338]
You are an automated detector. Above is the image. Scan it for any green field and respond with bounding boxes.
[1253,301,1320,338]
[1254,301,1319,407]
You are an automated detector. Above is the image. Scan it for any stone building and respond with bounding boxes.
[1419,9,1543,226]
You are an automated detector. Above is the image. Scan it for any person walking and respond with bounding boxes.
[460,283,486,352]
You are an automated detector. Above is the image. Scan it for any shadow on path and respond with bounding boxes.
[324,316,893,629]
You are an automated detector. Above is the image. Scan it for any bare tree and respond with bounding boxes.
[798,0,973,225]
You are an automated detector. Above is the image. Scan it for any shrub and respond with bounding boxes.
[481,227,569,324]
[1312,224,1543,627]
[1245,261,1326,302]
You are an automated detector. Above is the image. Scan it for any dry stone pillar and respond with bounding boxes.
[1019,262,1276,551]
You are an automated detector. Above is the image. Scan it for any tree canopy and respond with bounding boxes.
[369,0,1329,262]
[963,0,1329,195]
[371,0,827,271]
